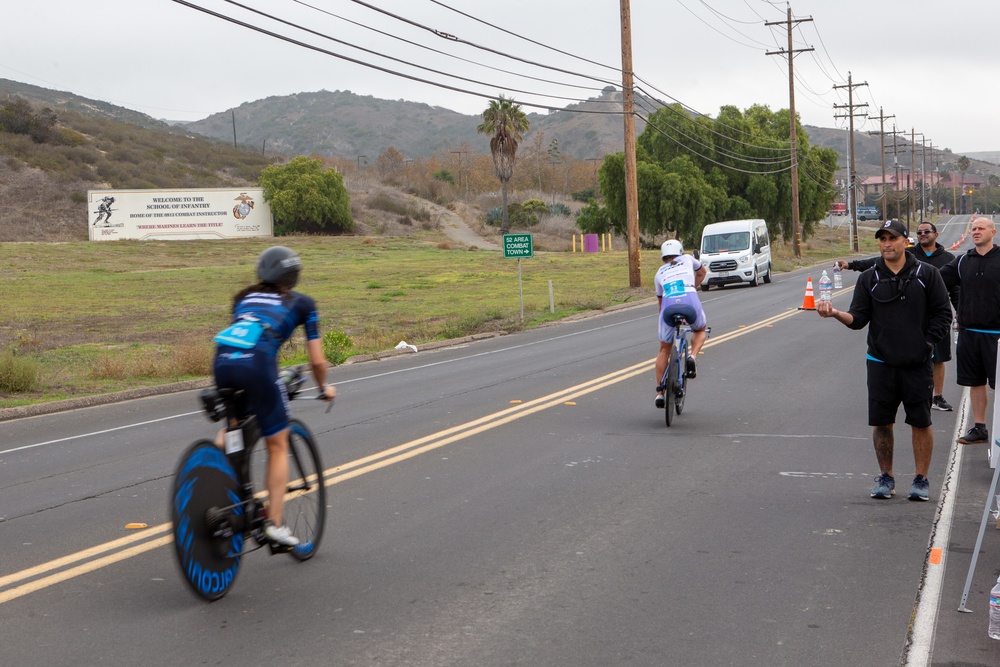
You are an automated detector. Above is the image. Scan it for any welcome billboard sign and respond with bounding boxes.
[88,188,273,241]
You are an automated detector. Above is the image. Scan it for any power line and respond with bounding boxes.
[290,0,612,95]
[169,0,622,115]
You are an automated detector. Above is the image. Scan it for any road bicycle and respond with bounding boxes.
[657,304,704,427]
[170,367,327,601]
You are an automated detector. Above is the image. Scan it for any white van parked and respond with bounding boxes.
[698,219,772,290]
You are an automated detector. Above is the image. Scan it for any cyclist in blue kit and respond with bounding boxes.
[654,240,708,408]
[213,246,336,547]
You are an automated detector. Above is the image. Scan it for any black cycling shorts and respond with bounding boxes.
[866,359,933,428]
[955,329,1000,389]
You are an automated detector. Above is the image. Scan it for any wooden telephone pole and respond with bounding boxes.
[620,0,641,288]
[833,73,868,251]
[765,7,813,259]
[868,108,895,220]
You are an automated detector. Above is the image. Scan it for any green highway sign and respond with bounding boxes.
[502,233,533,258]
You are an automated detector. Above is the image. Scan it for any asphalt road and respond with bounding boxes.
[2,215,1000,666]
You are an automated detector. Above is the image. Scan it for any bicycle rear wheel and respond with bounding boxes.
[171,440,244,601]
[249,419,327,561]
[665,359,678,427]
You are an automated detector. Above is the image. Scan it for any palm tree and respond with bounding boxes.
[956,155,971,214]
[477,95,530,234]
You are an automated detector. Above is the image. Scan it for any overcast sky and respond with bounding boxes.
[1,0,995,154]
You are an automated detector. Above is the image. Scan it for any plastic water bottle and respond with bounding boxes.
[833,263,843,289]
[818,270,833,302]
[990,578,1000,639]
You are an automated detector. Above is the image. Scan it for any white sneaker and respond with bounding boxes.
[264,523,300,547]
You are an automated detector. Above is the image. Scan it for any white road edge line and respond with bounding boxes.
[904,385,970,666]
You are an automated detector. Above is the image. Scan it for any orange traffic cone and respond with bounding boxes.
[798,276,816,310]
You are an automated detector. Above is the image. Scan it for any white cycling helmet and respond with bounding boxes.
[660,239,683,258]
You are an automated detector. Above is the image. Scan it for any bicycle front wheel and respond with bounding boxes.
[250,420,327,561]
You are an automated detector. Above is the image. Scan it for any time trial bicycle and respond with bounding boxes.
[170,367,328,601]
[657,304,707,427]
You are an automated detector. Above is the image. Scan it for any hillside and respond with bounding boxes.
[181,86,645,162]
[6,76,997,179]
[4,78,1000,245]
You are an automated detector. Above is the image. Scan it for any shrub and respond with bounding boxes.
[432,169,455,184]
[0,350,41,393]
[548,202,572,216]
[485,206,503,226]
[322,329,353,365]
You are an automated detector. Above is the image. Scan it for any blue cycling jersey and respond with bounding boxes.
[213,290,322,437]
[225,290,321,357]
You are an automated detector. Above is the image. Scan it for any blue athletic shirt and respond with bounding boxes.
[225,291,321,357]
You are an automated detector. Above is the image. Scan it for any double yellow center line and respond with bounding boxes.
[0,307,802,604]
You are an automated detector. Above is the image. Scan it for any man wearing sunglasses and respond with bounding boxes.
[837,221,959,411]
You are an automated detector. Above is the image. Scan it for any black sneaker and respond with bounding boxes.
[685,355,697,379]
[958,425,989,445]
[932,395,953,411]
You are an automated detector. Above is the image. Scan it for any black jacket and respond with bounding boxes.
[939,244,1000,330]
[847,254,952,366]
[846,244,959,309]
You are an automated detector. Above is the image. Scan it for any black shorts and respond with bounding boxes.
[931,333,952,364]
[866,359,933,428]
[955,329,1000,389]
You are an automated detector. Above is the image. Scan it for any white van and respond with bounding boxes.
[698,219,772,290]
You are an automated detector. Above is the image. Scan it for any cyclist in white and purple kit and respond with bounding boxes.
[654,240,708,408]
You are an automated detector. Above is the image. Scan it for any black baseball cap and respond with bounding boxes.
[875,219,907,239]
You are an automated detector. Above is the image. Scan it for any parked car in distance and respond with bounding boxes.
[699,219,772,290]
[829,202,847,216]
[857,206,881,221]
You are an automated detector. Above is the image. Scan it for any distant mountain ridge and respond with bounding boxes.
[2,77,995,179]
[181,87,645,161]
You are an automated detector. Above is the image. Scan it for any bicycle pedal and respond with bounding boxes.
[267,542,294,555]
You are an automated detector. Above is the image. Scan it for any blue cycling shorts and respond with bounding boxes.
[213,349,291,438]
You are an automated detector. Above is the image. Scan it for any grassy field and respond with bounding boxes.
[1,222,880,408]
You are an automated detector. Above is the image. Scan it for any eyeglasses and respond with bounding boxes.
[916,230,934,235]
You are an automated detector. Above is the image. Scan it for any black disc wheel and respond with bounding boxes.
[250,420,327,561]
[665,360,678,427]
[171,440,244,601]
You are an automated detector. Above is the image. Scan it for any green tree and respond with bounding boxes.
[259,155,353,235]
[477,95,530,234]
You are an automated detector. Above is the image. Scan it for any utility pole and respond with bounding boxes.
[833,72,868,251]
[451,150,469,200]
[231,110,237,149]
[620,0,641,288]
[765,7,813,259]
[911,129,924,230]
[867,108,894,220]
[886,124,905,220]
[921,138,929,219]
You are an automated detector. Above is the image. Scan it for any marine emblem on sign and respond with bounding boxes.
[232,192,255,220]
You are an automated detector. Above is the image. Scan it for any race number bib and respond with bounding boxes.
[664,279,685,298]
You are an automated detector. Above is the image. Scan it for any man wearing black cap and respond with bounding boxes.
[817,219,952,501]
